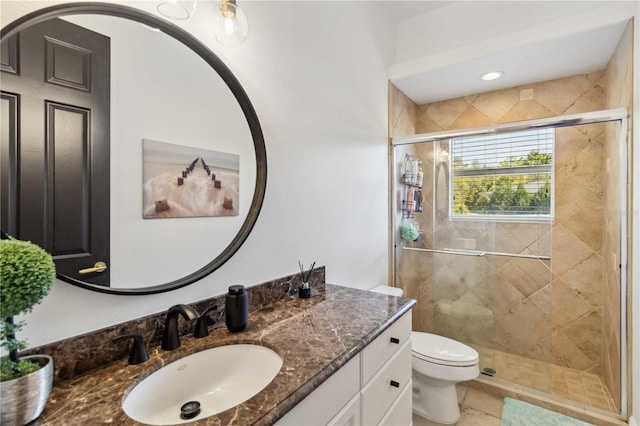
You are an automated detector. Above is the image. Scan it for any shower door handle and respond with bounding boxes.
[402,246,550,260]
[402,247,485,257]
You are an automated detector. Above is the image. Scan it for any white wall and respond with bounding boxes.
[1,0,394,348]
[630,2,640,424]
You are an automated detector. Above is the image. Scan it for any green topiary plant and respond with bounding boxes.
[0,236,56,382]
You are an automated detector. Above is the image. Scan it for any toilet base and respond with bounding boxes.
[412,380,461,424]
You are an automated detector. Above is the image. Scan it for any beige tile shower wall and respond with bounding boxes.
[602,19,634,412]
[390,83,418,138]
[416,73,608,374]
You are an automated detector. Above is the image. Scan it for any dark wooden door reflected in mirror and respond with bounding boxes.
[1,3,267,295]
[1,17,111,285]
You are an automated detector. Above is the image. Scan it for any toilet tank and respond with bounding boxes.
[369,285,404,297]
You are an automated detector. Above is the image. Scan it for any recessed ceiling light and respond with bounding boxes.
[481,71,503,81]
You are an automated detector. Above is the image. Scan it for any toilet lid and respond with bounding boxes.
[411,332,479,366]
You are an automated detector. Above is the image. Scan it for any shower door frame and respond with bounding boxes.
[391,108,629,418]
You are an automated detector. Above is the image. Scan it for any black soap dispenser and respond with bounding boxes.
[226,285,248,332]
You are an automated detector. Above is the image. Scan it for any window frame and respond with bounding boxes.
[448,131,555,223]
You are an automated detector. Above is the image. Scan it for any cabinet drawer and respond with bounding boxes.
[362,311,411,385]
[361,340,412,426]
[379,379,412,426]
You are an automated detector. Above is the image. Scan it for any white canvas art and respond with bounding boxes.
[142,139,239,218]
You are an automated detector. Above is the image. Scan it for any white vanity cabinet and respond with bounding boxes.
[360,311,412,426]
[275,310,412,426]
[276,353,361,426]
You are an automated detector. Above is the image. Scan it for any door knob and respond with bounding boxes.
[79,261,108,275]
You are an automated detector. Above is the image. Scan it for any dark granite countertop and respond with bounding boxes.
[36,284,415,425]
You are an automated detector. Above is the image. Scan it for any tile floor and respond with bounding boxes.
[548,365,616,412]
[411,382,627,426]
[412,385,502,426]
[477,347,616,412]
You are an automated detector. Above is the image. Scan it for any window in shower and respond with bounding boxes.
[450,128,554,220]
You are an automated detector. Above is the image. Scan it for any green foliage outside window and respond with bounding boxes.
[452,150,552,216]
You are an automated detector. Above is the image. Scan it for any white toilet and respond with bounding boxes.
[411,332,479,423]
[370,286,480,424]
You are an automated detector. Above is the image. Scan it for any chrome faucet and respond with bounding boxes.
[161,304,199,350]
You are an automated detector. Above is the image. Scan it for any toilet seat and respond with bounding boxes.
[411,332,478,367]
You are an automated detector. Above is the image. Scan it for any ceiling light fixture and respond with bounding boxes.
[481,71,503,81]
[212,0,249,47]
[156,0,197,20]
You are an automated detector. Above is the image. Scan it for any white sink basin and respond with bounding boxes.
[122,344,283,425]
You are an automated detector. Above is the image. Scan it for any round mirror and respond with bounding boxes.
[0,3,266,295]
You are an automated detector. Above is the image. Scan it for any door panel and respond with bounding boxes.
[0,93,18,235]
[49,103,90,256]
[1,18,110,285]
[0,33,18,74]
[45,36,92,91]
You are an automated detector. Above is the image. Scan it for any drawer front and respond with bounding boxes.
[379,379,412,426]
[362,311,411,384]
[361,340,412,426]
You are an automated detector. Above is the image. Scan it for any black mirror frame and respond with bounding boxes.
[0,2,267,295]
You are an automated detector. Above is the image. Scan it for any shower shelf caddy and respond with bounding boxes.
[401,154,424,218]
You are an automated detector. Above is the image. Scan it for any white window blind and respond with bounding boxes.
[451,128,554,218]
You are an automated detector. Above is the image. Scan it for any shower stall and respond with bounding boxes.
[392,109,629,419]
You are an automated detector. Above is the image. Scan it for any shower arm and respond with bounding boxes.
[401,246,550,261]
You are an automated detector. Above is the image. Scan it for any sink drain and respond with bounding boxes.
[180,401,201,420]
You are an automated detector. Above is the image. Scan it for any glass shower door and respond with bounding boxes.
[394,134,555,392]
[393,114,628,417]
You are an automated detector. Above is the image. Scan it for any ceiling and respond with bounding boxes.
[377,1,455,22]
[377,1,635,105]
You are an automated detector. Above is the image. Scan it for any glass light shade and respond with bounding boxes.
[213,1,249,47]
[156,0,197,20]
